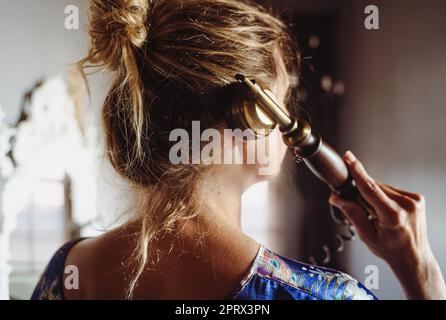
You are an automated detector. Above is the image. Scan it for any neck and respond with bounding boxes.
[171,165,259,257]
[194,166,258,228]
[121,166,261,299]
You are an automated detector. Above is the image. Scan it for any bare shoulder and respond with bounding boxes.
[62,222,262,299]
[63,229,132,299]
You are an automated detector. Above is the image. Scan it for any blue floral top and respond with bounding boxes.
[31,240,377,300]
[231,246,376,300]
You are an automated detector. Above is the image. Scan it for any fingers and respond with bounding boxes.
[380,183,425,203]
[329,193,375,240]
[379,183,425,212]
[343,151,399,222]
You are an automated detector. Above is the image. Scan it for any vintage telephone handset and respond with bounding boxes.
[226,74,376,265]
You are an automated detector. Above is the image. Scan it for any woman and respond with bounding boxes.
[32,0,445,300]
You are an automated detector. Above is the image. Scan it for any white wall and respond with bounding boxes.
[0,1,133,232]
[0,0,87,123]
[337,0,446,299]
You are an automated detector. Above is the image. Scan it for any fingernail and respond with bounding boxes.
[329,194,338,205]
[344,150,356,165]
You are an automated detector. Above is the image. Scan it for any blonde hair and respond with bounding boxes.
[80,0,299,298]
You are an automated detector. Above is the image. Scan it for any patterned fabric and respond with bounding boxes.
[31,240,377,300]
[31,239,85,300]
[231,246,377,300]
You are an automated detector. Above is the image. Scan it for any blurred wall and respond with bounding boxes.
[0,1,131,232]
[0,0,87,123]
[273,0,446,300]
[336,0,446,299]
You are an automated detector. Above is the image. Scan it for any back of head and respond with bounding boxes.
[80,0,299,297]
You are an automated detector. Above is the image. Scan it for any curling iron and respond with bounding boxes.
[231,74,376,265]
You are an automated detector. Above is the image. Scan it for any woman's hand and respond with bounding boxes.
[329,151,446,300]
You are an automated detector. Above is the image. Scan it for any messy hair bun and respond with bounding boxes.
[87,0,149,69]
[81,0,151,159]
